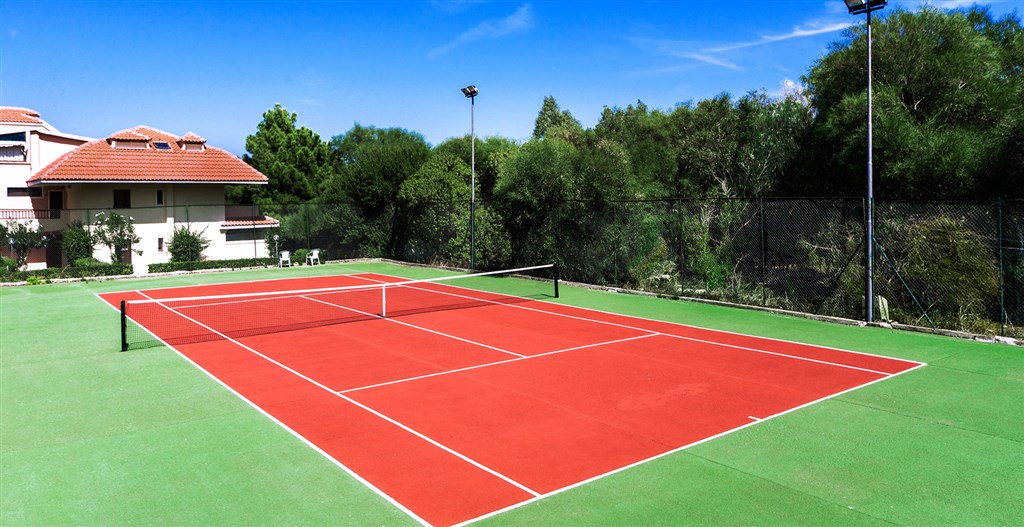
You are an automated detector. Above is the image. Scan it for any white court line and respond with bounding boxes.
[347,271,928,370]
[300,294,527,359]
[347,274,907,376]
[452,361,928,527]
[107,270,929,527]
[96,291,433,527]
[341,334,659,394]
[133,291,542,501]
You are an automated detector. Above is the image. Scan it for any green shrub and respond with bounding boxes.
[167,224,211,262]
[147,258,276,274]
[26,275,50,286]
[93,212,139,263]
[0,262,133,282]
[292,248,310,265]
[62,221,94,265]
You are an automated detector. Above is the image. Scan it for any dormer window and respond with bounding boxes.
[153,141,172,150]
[111,140,147,149]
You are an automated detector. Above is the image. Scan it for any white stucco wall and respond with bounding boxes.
[61,183,271,273]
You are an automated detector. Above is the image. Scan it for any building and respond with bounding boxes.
[1,107,91,267]
[1,107,277,273]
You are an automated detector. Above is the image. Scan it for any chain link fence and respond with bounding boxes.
[13,198,1023,337]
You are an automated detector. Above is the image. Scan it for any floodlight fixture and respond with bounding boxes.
[461,85,479,98]
[844,0,887,15]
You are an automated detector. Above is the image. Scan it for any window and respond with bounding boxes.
[7,187,43,197]
[113,189,131,209]
[225,229,259,242]
[0,132,27,163]
[153,141,172,150]
[156,189,164,205]
[157,238,164,252]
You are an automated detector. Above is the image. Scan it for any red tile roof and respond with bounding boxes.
[108,129,151,141]
[179,132,206,144]
[0,107,44,124]
[221,217,280,228]
[27,126,267,185]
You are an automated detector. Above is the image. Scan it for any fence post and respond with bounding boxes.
[760,198,766,306]
[998,198,1005,336]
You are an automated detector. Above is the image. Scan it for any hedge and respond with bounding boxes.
[1,262,134,283]
[148,258,277,274]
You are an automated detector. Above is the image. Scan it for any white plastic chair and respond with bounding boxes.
[307,249,321,266]
[279,250,291,267]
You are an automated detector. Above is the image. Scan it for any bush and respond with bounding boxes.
[167,224,211,262]
[0,262,133,282]
[93,211,139,263]
[148,258,276,274]
[292,248,310,265]
[62,221,94,265]
[1,256,16,272]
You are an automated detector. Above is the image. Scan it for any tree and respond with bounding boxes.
[733,90,812,197]
[1,220,46,269]
[434,135,518,202]
[325,125,431,257]
[669,94,742,198]
[93,212,139,263]
[532,96,583,141]
[595,101,676,198]
[805,6,1023,199]
[167,224,211,262]
[234,104,335,207]
[61,221,95,265]
[398,152,473,265]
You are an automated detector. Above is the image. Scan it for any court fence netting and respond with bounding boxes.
[5,198,1021,339]
[120,264,558,351]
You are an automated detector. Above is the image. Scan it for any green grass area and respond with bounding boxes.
[2,261,1021,526]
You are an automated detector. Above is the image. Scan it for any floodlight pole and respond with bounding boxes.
[462,85,479,271]
[471,93,476,272]
[866,4,875,323]
[846,0,884,322]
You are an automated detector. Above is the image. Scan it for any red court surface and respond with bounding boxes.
[99,272,925,527]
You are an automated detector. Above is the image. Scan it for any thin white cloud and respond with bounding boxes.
[429,4,536,59]
[705,21,853,52]
[680,53,740,70]
[633,10,852,73]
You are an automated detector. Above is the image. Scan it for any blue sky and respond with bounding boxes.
[1,0,1020,155]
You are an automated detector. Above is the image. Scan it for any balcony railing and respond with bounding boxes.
[0,209,61,220]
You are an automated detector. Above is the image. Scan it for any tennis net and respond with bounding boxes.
[120,264,559,351]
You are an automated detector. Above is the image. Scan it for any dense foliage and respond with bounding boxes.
[147,258,276,274]
[226,6,1021,334]
[1,220,47,269]
[61,221,94,265]
[167,224,211,262]
[92,212,139,264]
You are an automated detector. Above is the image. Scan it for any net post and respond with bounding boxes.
[120,300,128,352]
[553,264,560,298]
[381,284,387,318]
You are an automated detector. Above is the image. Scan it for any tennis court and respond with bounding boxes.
[96,266,923,527]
